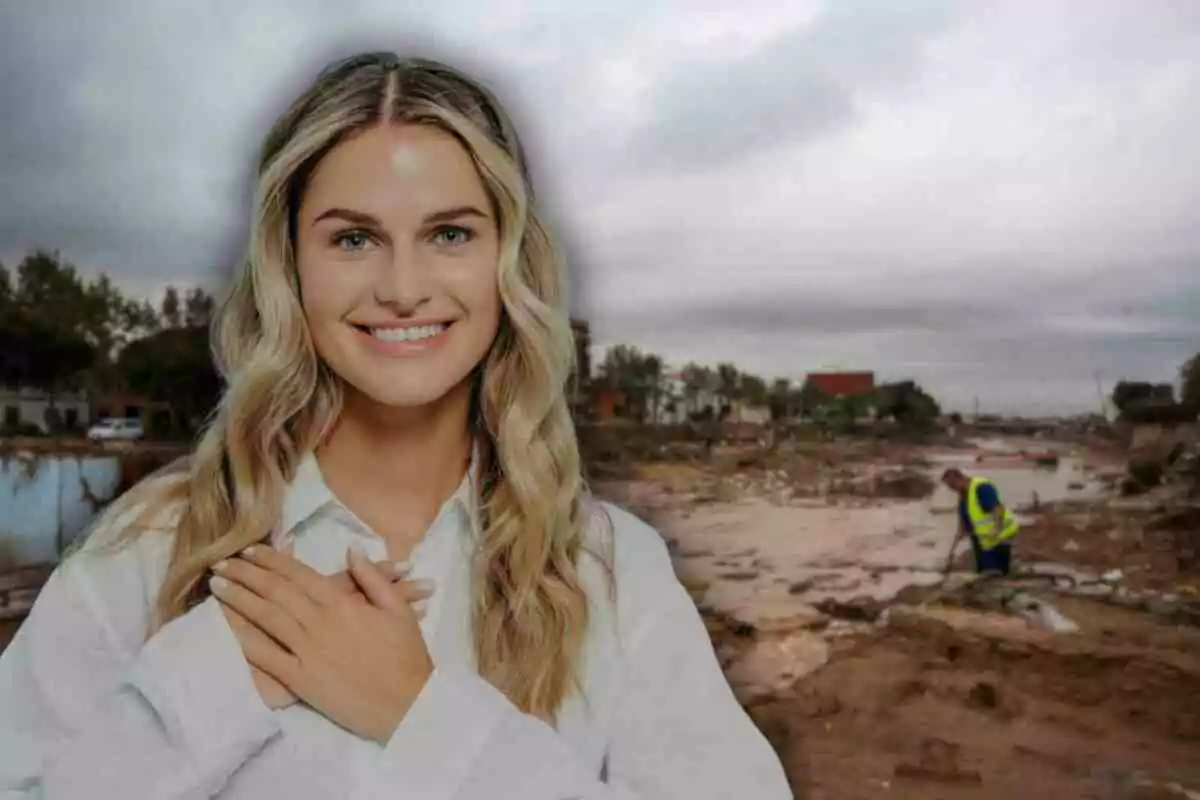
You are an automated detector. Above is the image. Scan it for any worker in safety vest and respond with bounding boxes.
[941,467,1020,575]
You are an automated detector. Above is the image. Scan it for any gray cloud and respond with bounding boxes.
[625,0,961,171]
[2,1,1199,415]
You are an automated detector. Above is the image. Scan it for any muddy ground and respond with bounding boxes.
[594,434,1200,799]
[3,431,1197,797]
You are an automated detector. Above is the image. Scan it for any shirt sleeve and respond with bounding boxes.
[0,530,281,798]
[362,578,793,800]
[976,483,1000,512]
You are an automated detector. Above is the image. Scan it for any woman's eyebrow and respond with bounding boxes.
[312,207,381,227]
[311,205,490,228]
[423,205,490,224]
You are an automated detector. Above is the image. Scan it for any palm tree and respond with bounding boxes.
[642,353,665,423]
[680,362,708,418]
[716,362,740,419]
[769,378,792,421]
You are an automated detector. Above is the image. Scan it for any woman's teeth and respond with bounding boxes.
[369,323,447,342]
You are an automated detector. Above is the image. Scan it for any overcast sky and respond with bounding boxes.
[2,0,1198,415]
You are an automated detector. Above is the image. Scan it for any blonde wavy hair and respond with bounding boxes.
[102,52,598,720]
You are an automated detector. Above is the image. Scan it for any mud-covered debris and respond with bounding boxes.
[720,569,760,581]
[1028,600,1081,634]
[827,468,936,500]
[814,595,885,623]
[727,601,826,635]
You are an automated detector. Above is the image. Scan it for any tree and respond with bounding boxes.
[598,344,665,421]
[0,308,95,429]
[740,373,768,407]
[2,250,155,392]
[0,252,104,419]
[796,378,829,419]
[161,286,182,328]
[679,362,704,417]
[184,288,216,328]
[680,363,718,419]
[1181,352,1200,416]
[715,362,740,416]
[768,378,793,421]
[875,380,941,427]
[117,325,222,434]
[0,261,12,312]
[1111,380,1181,423]
[642,353,665,423]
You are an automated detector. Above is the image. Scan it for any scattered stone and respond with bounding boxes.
[1070,582,1114,600]
[787,578,817,595]
[1144,595,1180,617]
[720,570,760,581]
[1021,562,1082,579]
[967,681,999,709]
[815,595,885,623]
[1102,568,1125,584]
[1031,601,1081,634]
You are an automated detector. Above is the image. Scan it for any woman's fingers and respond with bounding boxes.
[327,559,411,596]
[397,578,436,604]
[239,544,343,607]
[210,573,307,653]
[346,545,407,614]
[213,557,320,629]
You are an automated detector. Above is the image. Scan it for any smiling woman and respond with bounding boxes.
[0,52,791,799]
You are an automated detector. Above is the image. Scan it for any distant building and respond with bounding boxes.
[0,387,91,433]
[569,318,591,415]
[659,370,722,424]
[805,371,876,398]
[91,390,174,436]
[728,401,772,425]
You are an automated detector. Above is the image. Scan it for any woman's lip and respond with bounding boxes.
[351,321,453,356]
[351,320,456,330]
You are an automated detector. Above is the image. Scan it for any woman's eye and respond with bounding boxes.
[432,226,474,247]
[333,230,372,251]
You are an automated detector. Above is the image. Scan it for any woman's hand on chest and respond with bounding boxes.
[210,543,437,744]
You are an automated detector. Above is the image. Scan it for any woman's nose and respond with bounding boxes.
[373,247,432,310]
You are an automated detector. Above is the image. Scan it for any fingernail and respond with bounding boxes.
[209,575,229,592]
[409,579,437,595]
[212,559,229,572]
[347,541,368,562]
[412,598,428,614]
[391,561,412,578]
[242,545,260,557]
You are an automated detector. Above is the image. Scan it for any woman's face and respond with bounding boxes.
[294,124,503,411]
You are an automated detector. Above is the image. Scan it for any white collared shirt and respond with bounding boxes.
[0,453,791,799]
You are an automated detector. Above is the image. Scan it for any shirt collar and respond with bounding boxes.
[279,452,336,535]
[279,443,480,539]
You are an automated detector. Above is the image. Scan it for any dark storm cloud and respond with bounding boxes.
[625,0,961,171]
[1,1,1198,415]
[0,1,260,284]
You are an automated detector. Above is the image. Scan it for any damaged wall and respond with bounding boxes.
[0,453,122,568]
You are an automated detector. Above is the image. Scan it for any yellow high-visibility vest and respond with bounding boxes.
[967,476,1019,551]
